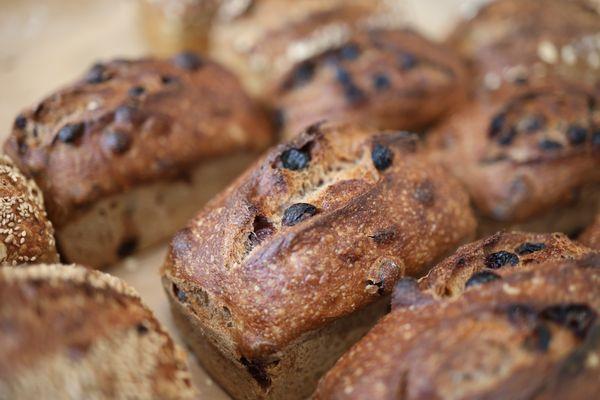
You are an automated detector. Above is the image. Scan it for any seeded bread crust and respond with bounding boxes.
[427,81,600,234]
[275,28,469,139]
[0,263,196,400]
[162,122,476,399]
[448,0,600,92]
[0,154,57,265]
[579,213,600,250]
[315,255,600,400]
[4,55,273,267]
[209,0,407,98]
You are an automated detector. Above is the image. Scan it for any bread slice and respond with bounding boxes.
[0,263,196,399]
[162,122,476,399]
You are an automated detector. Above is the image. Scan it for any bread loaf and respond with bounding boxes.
[315,254,600,400]
[162,122,476,400]
[0,263,196,399]
[0,154,57,265]
[4,54,273,268]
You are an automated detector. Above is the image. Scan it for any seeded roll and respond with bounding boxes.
[162,122,476,400]
[427,80,600,235]
[274,28,469,139]
[209,0,407,98]
[449,0,600,93]
[418,231,594,301]
[579,213,600,250]
[0,263,196,399]
[4,54,273,268]
[315,254,600,400]
[0,154,57,265]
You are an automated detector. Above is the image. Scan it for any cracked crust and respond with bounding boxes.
[162,122,475,398]
[0,154,57,265]
[315,254,600,400]
[0,263,196,400]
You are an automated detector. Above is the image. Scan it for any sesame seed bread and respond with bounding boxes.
[579,212,600,250]
[426,80,600,236]
[0,154,57,265]
[0,263,196,400]
[448,0,600,93]
[209,0,407,98]
[274,28,469,140]
[4,54,273,268]
[161,122,476,400]
[315,254,600,400]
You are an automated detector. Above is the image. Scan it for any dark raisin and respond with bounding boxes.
[515,242,546,255]
[344,84,366,104]
[566,124,588,145]
[340,43,360,60]
[173,52,203,70]
[102,130,131,154]
[136,323,149,335]
[539,139,563,150]
[282,203,317,226]
[372,73,391,91]
[524,323,552,352]
[540,304,597,338]
[335,67,352,86]
[291,62,315,88]
[506,304,537,324]
[497,127,517,146]
[85,63,109,84]
[114,105,140,124]
[484,251,519,269]
[57,123,85,144]
[370,228,396,245]
[489,113,506,137]
[248,215,274,247]
[116,237,138,258]
[517,115,545,133]
[413,181,435,206]
[128,85,145,97]
[14,115,27,130]
[398,52,417,70]
[281,148,310,171]
[371,143,393,171]
[172,284,187,302]
[465,271,501,288]
[593,130,600,146]
[161,75,177,85]
[240,357,271,389]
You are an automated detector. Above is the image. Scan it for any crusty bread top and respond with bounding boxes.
[210,0,407,96]
[449,0,600,92]
[274,28,468,139]
[163,122,476,357]
[0,154,57,265]
[580,213,600,250]
[417,231,593,301]
[4,55,273,227]
[427,81,600,222]
[0,264,196,400]
[315,254,600,400]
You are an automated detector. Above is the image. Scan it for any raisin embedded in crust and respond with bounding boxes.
[56,123,85,144]
[465,270,501,288]
[540,304,597,338]
[282,203,317,226]
[566,124,588,145]
[128,86,146,97]
[485,251,519,269]
[102,130,132,154]
[85,63,110,84]
[515,242,546,255]
[281,148,310,171]
[14,115,27,130]
[172,52,204,71]
[371,144,393,171]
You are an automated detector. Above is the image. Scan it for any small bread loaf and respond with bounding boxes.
[4,54,273,268]
[274,28,469,139]
[579,213,600,250]
[427,80,600,235]
[449,0,600,92]
[209,0,407,98]
[162,122,476,400]
[139,0,220,55]
[0,154,57,265]
[315,255,600,400]
[0,263,196,400]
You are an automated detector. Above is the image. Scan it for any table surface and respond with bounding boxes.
[0,1,470,398]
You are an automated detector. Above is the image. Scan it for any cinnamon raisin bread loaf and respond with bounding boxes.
[0,154,57,265]
[579,212,600,250]
[315,254,600,400]
[162,122,476,400]
[273,28,469,139]
[0,263,196,399]
[4,54,273,268]
[427,81,600,235]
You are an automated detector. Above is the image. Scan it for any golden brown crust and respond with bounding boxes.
[162,121,476,358]
[274,29,469,139]
[0,154,57,265]
[418,231,593,300]
[4,55,273,227]
[427,80,600,223]
[315,255,600,400]
[0,264,196,399]
[449,0,600,92]
[579,213,600,250]
[210,0,407,97]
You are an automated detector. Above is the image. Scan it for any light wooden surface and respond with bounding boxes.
[0,1,469,398]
